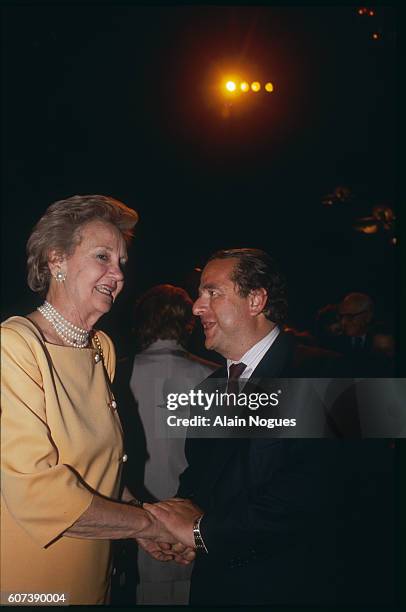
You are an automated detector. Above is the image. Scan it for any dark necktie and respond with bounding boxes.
[227,362,247,396]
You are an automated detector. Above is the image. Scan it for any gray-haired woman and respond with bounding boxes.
[1,195,193,605]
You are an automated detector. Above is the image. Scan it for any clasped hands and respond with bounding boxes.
[137,497,202,565]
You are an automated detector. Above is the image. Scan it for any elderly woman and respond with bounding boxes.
[1,195,194,605]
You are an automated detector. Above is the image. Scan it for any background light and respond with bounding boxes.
[251,81,261,92]
[225,80,236,92]
[265,82,274,92]
[240,81,249,92]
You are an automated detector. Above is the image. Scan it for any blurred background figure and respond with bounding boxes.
[337,292,375,349]
[314,303,343,351]
[336,292,395,375]
[130,284,217,605]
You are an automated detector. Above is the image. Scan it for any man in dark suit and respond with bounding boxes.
[338,292,375,351]
[337,292,395,376]
[146,249,395,605]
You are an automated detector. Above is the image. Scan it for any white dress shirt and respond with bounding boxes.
[227,326,280,384]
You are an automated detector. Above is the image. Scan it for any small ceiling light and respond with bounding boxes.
[240,81,249,92]
[265,82,274,92]
[225,81,236,92]
[251,81,261,92]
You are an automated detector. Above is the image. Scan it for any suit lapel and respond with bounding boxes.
[188,365,241,499]
[250,331,295,379]
[193,333,295,499]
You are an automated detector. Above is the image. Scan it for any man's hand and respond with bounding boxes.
[144,498,203,548]
[136,537,196,564]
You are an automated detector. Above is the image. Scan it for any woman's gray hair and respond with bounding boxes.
[27,194,139,295]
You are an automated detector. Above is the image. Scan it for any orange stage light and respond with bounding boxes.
[240,81,249,92]
[251,81,261,92]
[265,82,274,92]
[225,81,236,92]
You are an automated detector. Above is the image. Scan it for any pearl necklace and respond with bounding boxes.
[38,301,90,348]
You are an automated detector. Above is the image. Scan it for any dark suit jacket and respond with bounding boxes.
[178,332,395,605]
[333,333,396,377]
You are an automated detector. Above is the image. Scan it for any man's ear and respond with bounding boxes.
[248,288,268,316]
[47,249,67,279]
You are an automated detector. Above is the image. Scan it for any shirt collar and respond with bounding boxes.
[227,326,280,380]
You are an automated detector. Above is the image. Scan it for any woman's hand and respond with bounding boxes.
[65,493,196,564]
[65,494,175,542]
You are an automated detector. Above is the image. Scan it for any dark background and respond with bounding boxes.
[1,3,397,354]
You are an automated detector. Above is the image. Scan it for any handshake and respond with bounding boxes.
[136,497,204,565]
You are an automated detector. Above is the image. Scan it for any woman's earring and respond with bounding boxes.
[55,270,66,282]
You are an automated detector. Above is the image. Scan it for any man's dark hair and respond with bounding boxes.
[134,284,195,351]
[208,248,288,324]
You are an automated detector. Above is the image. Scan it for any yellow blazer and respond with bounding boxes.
[1,317,124,604]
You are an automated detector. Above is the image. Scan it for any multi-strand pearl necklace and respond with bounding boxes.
[38,301,90,348]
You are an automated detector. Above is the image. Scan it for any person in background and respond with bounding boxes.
[337,292,395,375]
[130,284,217,605]
[1,196,191,606]
[337,292,375,351]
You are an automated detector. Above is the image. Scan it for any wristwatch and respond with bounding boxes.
[193,515,208,553]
